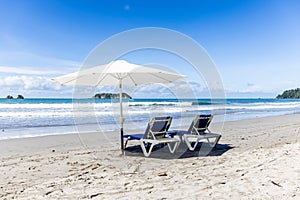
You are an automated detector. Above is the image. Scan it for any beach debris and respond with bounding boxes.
[28,166,36,170]
[91,165,99,170]
[81,164,93,171]
[271,180,282,187]
[45,190,54,195]
[89,192,103,198]
[158,172,168,176]
[67,161,78,165]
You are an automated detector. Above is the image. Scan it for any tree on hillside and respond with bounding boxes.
[276,88,300,99]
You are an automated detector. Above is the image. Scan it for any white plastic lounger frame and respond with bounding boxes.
[140,117,180,157]
[183,115,221,151]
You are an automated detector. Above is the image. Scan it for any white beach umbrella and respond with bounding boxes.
[52,60,185,149]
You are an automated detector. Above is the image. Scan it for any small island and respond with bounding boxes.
[6,95,25,99]
[276,88,300,99]
[93,93,132,99]
[17,95,24,99]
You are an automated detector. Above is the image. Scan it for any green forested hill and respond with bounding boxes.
[276,88,300,99]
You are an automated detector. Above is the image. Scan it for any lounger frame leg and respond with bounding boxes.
[140,140,180,157]
[183,135,199,151]
[206,135,221,148]
[167,142,180,153]
[124,138,129,149]
[183,135,221,150]
[140,141,156,157]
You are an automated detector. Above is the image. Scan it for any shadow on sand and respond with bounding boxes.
[123,142,233,159]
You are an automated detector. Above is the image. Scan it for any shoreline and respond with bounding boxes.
[1,97,300,141]
[1,110,298,142]
[0,113,299,155]
[1,114,299,199]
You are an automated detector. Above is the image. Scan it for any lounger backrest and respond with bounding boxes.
[143,116,172,140]
[187,114,213,135]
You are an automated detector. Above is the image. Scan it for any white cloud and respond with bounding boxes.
[0,75,61,91]
[0,66,60,75]
[0,51,81,75]
[121,81,211,98]
[0,51,81,97]
[238,83,262,93]
[223,82,277,98]
[0,75,76,98]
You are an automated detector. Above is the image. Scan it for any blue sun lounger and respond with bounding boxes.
[123,116,180,157]
[179,114,221,151]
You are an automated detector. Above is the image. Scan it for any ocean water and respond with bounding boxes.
[1,98,300,140]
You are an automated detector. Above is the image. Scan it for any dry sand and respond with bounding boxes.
[0,114,300,199]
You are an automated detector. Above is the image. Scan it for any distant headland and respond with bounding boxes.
[276,88,300,99]
[93,93,132,99]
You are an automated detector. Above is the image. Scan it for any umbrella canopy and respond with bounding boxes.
[52,60,185,87]
[52,60,185,150]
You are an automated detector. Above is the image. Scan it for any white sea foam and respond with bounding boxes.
[1,98,300,140]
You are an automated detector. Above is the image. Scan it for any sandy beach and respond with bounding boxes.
[0,114,299,199]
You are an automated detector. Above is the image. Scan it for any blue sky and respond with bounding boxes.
[0,0,299,98]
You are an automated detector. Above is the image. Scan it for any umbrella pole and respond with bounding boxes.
[119,80,124,150]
